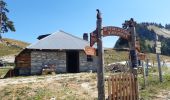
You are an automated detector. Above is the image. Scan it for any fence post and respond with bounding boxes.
[142,61,146,88]
[146,59,149,76]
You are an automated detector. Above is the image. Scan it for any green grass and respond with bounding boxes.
[0,38,29,57]
[0,43,21,56]
[0,68,10,78]
[3,38,29,48]
[139,67,170,99]
[104,49,170,65]
[104,49,129,65]
[0,66,14,78]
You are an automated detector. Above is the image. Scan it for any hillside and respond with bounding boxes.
[0,38,29,57]
[104,49,170,65]
[115,23,170,56]
[148,25,170,38]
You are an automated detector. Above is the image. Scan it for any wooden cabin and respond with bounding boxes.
[15,31,97,75]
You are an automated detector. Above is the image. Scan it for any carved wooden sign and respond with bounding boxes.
[90,30,97,47]
[138,53,146,60]
[84,46,96,56]
[102,26,130,40]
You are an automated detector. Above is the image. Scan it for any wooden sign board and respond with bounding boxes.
[156,47,161,54]
[90,30,97,47]
[138,53,146,60]
[102,26,130,40]
[156,41,161,47]
[84,46,96,56]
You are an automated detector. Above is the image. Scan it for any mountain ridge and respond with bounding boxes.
[114,22,170,56]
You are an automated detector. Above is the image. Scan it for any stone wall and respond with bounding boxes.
[30,50,97,75]
[79,51,97,72]
[31,51,66,74]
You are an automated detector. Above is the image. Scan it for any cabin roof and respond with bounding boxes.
[27,30,90,50]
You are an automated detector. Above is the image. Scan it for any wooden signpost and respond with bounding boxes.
[155,34,162,82]
[84,46,96,56]
[156,41,161,47]
[96,9,105,100]
[90,30,97,47]
[102,26,130,39]
[138,53,146,60]
[156,47,161,54]
[87,10,140,100]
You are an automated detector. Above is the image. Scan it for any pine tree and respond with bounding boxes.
[0,0,15,40]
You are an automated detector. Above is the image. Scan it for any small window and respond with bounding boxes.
[87,55,93,62]
[96,49,98,56]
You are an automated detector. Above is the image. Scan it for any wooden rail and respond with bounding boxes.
[106,73,138,100]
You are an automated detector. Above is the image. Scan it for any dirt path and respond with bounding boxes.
[1,73,170,100]
[0,73,98,100]
[0,73,88,86]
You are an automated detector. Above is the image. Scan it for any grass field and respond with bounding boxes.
[104,49,170,65]
[0,70,170,100]
[0,46,170,99]
[0,38,29,57]
[139,67,170,99]
[0,68,10,78]
[0,67,14,78]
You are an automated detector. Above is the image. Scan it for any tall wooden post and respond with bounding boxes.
[123,18,139,99]
[123,18,138,74]
[155,34,163,82]
[129,19,139,100]
[96,9,105,100]
[146,58,149,76]
[142,61,146,88]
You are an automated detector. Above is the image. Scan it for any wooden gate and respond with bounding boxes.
[106,73,138,100]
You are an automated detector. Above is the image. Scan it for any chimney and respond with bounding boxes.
[83,33,88,41]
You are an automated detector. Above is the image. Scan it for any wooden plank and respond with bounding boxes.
[120,74,123,99]
[108,78,111,100]
[123,73,126,100]
[132,74,136,100]
[106,73,139,100]
[130,73,133,100]
[115,75,118,99]
[129,73,132,100]
[127,74,129,100]
[112,75,115,100]
[134,75,139,100]
[117,75,120,99]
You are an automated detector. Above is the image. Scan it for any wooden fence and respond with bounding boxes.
[106,73,138,100]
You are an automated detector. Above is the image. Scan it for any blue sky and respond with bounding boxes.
[3,0,170,47]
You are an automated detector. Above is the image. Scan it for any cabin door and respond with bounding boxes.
[66,51,79,73]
